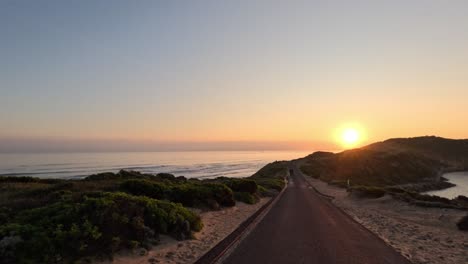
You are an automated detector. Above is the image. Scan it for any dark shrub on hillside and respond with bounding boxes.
[85,172,119,181]
[169,183,235,208]
[120,179,166,199]
[0,192,202,263]
[456,215,468,231]
[455,195,468,202]
[118,170,144,178]
[454,196,468,209]
[14,182,75,200]
[234,192,258,204]
[251,161,289,179]
[350,186,386,198]
[156,173,176,180]
[0,207,11,225]
[176,176,187,182]
[257,185,276,197]
[252,178,285,192]
[223,179,258,194]
[86,170,151,181]
[120,179,236,209]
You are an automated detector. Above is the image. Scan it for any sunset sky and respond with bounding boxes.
[1,1,468,152]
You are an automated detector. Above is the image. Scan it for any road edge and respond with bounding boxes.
[194,174,289,264]
[296,166,414,263]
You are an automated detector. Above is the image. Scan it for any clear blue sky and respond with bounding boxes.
[1,1,468,152]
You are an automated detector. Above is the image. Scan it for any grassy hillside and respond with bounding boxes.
[367,136,468,169]
[300,136,468,188]
[250,161,289,193]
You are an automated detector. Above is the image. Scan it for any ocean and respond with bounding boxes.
[425,171,468,199]
[0,151,310,179]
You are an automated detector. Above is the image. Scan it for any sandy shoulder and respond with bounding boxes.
[304,177,468,264]
[106,198,270,264]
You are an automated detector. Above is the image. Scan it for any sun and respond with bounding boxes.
[343,128,359,144]
[341,128,360,148]
[333,123,366,149]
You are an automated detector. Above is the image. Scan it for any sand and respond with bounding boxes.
[303,177,468,264]
[105,198,270,264]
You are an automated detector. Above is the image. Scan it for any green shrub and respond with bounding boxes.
[221,179,258,194]
[85,172,120,181]
[251,161,289,179]
[120,179,236,209]
[156,173,176,180]
[120,179,166,199]
[257,185,272,197]
[0,192,201,263]
[234,192,258,204]
[85,170,151,181]
[169,183,235,208]
[252,178,285,192]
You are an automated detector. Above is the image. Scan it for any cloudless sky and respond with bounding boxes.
[1,0,468,152]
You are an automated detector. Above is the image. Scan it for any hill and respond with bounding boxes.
[300,136,468,189]
[367,136,468,167]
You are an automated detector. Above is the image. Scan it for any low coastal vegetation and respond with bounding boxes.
[0,161,289,263]
[348,185,468,210]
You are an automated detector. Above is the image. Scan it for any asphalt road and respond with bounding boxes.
[223,164,410,264]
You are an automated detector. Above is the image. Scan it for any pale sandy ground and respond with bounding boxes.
[104,198,269,264]
[304,177,468,264]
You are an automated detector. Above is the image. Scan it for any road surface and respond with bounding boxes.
[224,164,410,264]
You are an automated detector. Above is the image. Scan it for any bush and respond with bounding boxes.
[120,179,236,209]
[256,185,273,197]
[156,173,176,180]
[120,179,166,199]
[455,195,468,202]
[0,192,202,263]
[350,186,386,198]
[234,192,258,204]
[253,178,285,192]
[169,183,235,208]
[457,215,468,231]
[85,172,120,181]
[222,179,258,194]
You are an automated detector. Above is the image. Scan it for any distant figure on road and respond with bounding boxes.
[289,169,294,176]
